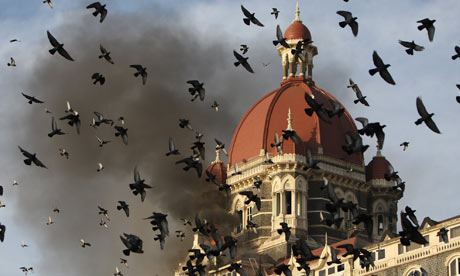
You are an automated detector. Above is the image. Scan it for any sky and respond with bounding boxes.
[0,0,460,275]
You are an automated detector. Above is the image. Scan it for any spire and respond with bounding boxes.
[376,145,382,156]
[324,232,328,246]
[293,1,302,23]
[286,108,293,131]
[212,149,222,164]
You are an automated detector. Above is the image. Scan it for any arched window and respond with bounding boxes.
[450,257,460,276]
[406,268,428,276]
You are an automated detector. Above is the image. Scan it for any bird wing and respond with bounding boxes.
[100,9,107,22]
[100,44,107,54]
[414,43,425,51]
[379,67,395,85]
[21,93,32,100]
[304,93,320,109]
[242,59,254,73]
[376,128,385,149]
[416,97,429,117]
[276,25,283,41]
[350,21,358,36]
[134,167,141,182]
[96,135,102,143]
[187,80,200,87]
[94,111,104,120]
[372,51,384,68]
[398,40,412,48]
[427,25,435,42]
[58,47,74,61]
[239,191,253,198]
[18,146,32,158]
[355,117,369,127]
[130,64,143,71]
[425,117,441,134]
[240,5,252,18]
[252,17,264,27]
[336,10,351,20]
[46,31,59,47]
[329,99,340,111]
[169,137,175,151]
[233,50,244,61]
[86,2,101,9]
[51,116,57,131]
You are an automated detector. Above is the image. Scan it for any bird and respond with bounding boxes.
[246,221,258,234]
[304,92,331,123]
[99,44,114,64]
[9,39,21,43]
[262,62,271,67]
[453,46,460,60]
[145,212,169,237]
[384,164,400,181]
[58,148,69,159]
[20,267,34,275]
[274,264,292,276]
[291,40,308,62]
[355,117,386,150]
[7,57,16,67]
[47,31,74,61]
[319,211,343,228]
[417,18,436,42]
[399,211,427,246]
[22,93,44,104]
[336,10,358,37]
[176,230,186,241]
[166,137,180,156]
[342,132,369,155]
[327,247,342,266]
[239,191,261,211]
[351,211,374,239]
[0,201,5,208]
[400,141,409,151]
[327,99,345,118]
[12,180,18,186]
[181,218,192,226]
[187,80,205,101]
[93,112,114,126]
[253,177,262,189]
[114,266,123,276]
[21,240,28,248]
[0,185,2,196]
[98,206,110,221]
[178,119,193,131]
[87,2,107,23]
[348,78,369,106]
[273,25,290,48]
[45,108,52,114]
[392,177,406,192]
[437,228,449,243]
[117,201,129,217]
[218,183,232,197]
[233,50,254,73]
[270,132,283,154]
[130,64,147,85]
[228,263,247,276]
[415,97,441,134]
[43,0,53,8]
[96,135,111,147]
[303,149,321,171]
[271,8,279,19]
[129,167,152,202]
[92,73,105,85]
[405,206,419,227]
[240,44,249,55]
[97,162,104,172]
[48,116,66,137]
[337,244,361,261]
[369,51,395,85]
[52,205,60,213]
[215,138,228,156]
[18,146,47,168]
[60,111,81,135]
[120,258,128,268]
[211,101,220,112]
[65,100,74,113]
[205,170,219,185]
[46,216,54,225]
[176,155,203,178]
[80,239,91,248]
[114,125,128,145]
[277,222,291,242]
[399,40,424,55]
[0,223,5,242]
[241,5,264,27]
[100,218,108,228]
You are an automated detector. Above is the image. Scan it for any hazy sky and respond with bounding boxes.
[1,0,460,275]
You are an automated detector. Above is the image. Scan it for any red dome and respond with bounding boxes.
[206,160,227,185]
[366,152,392,181]
[228,78,363,167]
[284,21,311,41]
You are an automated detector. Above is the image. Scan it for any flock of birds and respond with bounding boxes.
[0,1,455,276]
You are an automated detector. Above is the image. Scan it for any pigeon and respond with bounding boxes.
[303,149,320,171]
[114,266,123,276]
[240,44,249,55]
[417,18,435,42]
[93,112,114,126]
[392,177,406,192]
[253,177,262,189]
[187,80,205,101]
[263,152,274,164]
[87,2,107,23]
[304,93,331,123]
[22,93,44,104]
[405,206,419,227]
[21,240,28,248]
[351,211,374,239]
[348,78,369,106]
[46,216,54,225]
[384,164,399,181]
[233,50,254,73]
[319,211,343,228]
[58,148,69,159]
[369,51,395,85]
[52,205,60,213]
[114,125,128,145]
[277,222,291,241]
[273,25,290,48]
[342,132,369,155]
[99,44,114,64]
[91,73,105,85]
[192,215,209,236]
[437,227,449,243]
[270,132,283,154]
[0,201,5,208]
[271,8,279,19]
[176,230,186,241]
[20,267,33,275]
[228,263,247,276]
[130,64,147,85]
[80,239,91,248]
[215,138,228,156]
[118,116,125,125]
[274,264,292,276]
[211,101,219,111]
[100,218,108,228]
[326,99,345,118]
[179,119,193,131]
[399,211,427,246]
[9,39,20,43]
[415,97,440,134]
[129,167,152,202]
[337,10,358,36]
[166,137,180,156]
[117,201,129,217]
[400,141,409,151]
[282,127,299,145]
[120,233,144,256]
[205,170,219,185]
[241,5,264,27]
[262,62,270,67]
[218,183,232,197]
[0,185,2,196]
[180,218,192,226]
[326,247,342,265]
[18,146,47,168]
[154,233,166,250]
[96,135,111,147]
[337,244,361,261]
[7,57,16,67]
[120,258,128,268]
[47,31,74,61]
[60,111,81,134]
[452,46,460,60]
[98,206,110,220]
[45,108,52,114]
[48,116,66,137]
[97,162,104,172]
[175,155,203,178]
[0,223,5,242]
[355,117,386,150]
[145,212,169,237]
[43,0,53,8]
[290,41,306,62]
[399,40,424,55]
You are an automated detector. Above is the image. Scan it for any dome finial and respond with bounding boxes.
[286,107,293,131]
[294,1,302,23]
[376,145,382,156]
[212,149,222,164]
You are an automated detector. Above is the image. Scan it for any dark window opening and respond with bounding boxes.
[286,191,292,215]
[236,210,243,233]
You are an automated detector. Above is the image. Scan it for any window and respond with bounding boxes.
[246,206,253,224]
[276,193,281,216]
[378,215,384,235]
[337,264,344,271]
[327,267,335,275]
[451,226,460,239]
[296,192,303,216]
[450,258,460,276]
[377,249,385,260]
[236,210,243,233]
[286,191,292,215]
[318,270,326,276]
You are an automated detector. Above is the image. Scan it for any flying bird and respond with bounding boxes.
[80,239,91,248]
[43,0,53,8]
[187,80,205,101]
[452,46,460,60]
[241,5,264,27]
[96,135,111,147]
[9,39,20,43]
[18,146,47,168]
[437,228,449,243]
[100,218,108,228]
[348,78,369,106]
[46,216,54,225]
[130,64,147,85]
[327,99,345,118]
[0,201,5,208]
[228,263,247,276]
[52,205,60,213]
[270,132,283,154]
[211,101,220,112]
[58,148,69,159]
[7,57,16,67]
[215,139,228,156]
[22,93,44,104]
[176,230,186,241]
[99,44,114,64]
[239,191,261,211]
[47,31,74,61]
[180,218,192,226]
[120,258,128,268]
[65,100,74,113]
[240,44,249,55]
[342,132,369,155]
[355,117,386,150]
[87,2,107,23]
[400,141,409,151]
[117,201,130,217]
[60,111,81,134]
[97,162,104,172]
[398,40,424,55]
[233,50,254,73]
[21,240,28,248]
[271,8,279,19]
[48,116,66,137]
[273,25,290,48]
[129,167,152,202]
[0,223,5,242]
[114,266,123,276]
[415,97,440,134]
[93,112,114,126]
[178,119,193,131]
[92,73,105,85]
[166,137,180,156]
[417,18,435,42]
[304,93,331,123]
[175,155,203,178]
[114,125,128,145]
[336,10,358,37]
[277,222,291,242]
[369,51,395,85]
